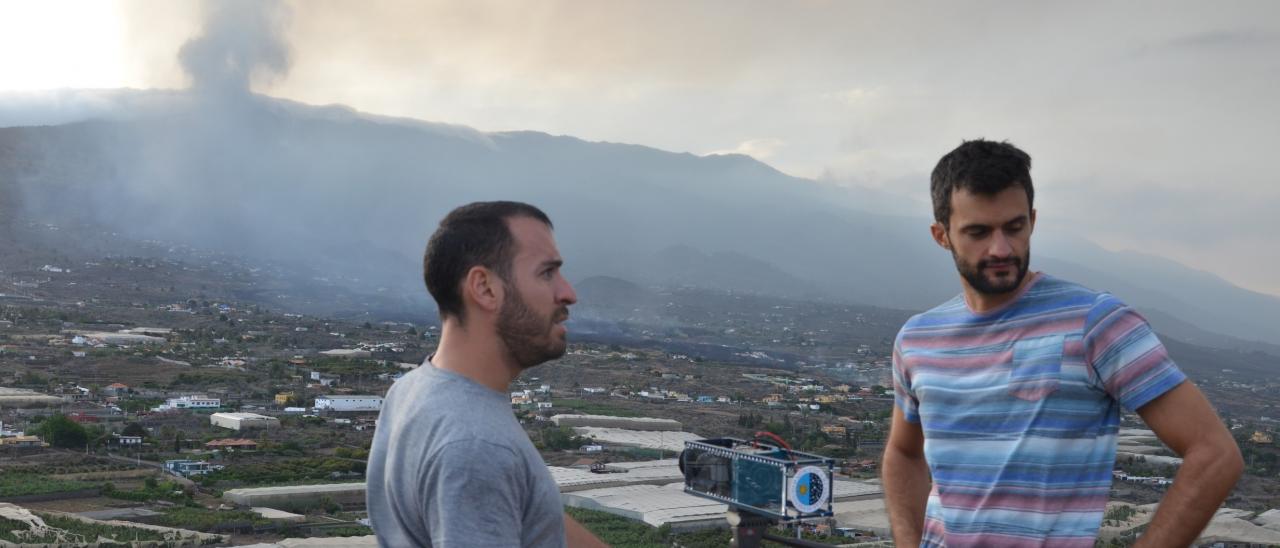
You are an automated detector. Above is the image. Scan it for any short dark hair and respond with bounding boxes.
[930,139,1034,227]
[423,201,553,322]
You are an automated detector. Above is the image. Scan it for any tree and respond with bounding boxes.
[18,371,47,387]
[122,422,147,439]
[34,414,88,449]
[84,424,109,450]
[543,427,590,451]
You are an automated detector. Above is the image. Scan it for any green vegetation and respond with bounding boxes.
[0,473,98,498]
[1104,505,1137,523]
[333,446,369,459]
[765,525,849,545]
[121,422,147,438]
[552,399,640,417]
[17,370,48,387]
[619,447,667,460]
[170,371,242,388]
[567,505,846,548]
[565,506,730,548]
[198,457,364,487]
[1239,441,1279,477]
[1116,456,1177,479]
[300,525,374,537]
[0,513,170,544]
[271,494,343,515]
[155,506,271,532]
[101,478,190,503]
[564,507,667,547]
[280,415,327,429]
[305,356,385,376]
[737,412,765,428]
[30,414,87,449]
[540,426,593,451]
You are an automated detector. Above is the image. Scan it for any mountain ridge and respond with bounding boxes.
[1,88,1277,351]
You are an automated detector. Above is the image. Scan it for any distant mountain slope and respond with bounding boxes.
[0,89,1277,352]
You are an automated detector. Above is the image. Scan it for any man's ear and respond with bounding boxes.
[462,266,503,315]
[930,222,951,250]
[1029,208,1037,234]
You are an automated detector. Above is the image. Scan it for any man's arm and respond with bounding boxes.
[563,513,608,548]
[1132,382,1243,548]
[882,405,930,547]
[422,440,528,546]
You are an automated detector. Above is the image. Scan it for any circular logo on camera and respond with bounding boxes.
[788,465,830,514]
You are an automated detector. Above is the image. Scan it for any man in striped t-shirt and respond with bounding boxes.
[882,140,1242,547]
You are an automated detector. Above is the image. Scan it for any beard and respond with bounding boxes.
[952,248,1031,295]
[496,283,569,369]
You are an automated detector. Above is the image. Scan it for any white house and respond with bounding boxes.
[112,434,142,446]
[310,371,340,387]
[154,395,220,412]
[314,395,383,413]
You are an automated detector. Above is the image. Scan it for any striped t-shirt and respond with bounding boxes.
[892,273,1185,547]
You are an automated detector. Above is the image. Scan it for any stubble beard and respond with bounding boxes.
[496,283,568,369]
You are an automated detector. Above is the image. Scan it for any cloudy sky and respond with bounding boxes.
[2,1,1278,295]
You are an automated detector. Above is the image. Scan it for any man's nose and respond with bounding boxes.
[988,231,1013,258]
[558,277,578,305]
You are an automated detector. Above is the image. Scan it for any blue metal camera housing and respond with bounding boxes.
[680,437,835,521]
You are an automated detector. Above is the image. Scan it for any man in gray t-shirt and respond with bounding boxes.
[367,363,565,547]
[367,202,604,548]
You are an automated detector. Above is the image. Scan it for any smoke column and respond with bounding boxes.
[178,0,293,95]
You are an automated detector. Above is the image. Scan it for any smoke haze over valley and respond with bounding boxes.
[2,0,1279,355]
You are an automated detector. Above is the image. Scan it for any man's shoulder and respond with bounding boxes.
[900,294,966,332]
[1032,274,1132,321]
[1030,274,1110,302]
[892,297,961,356]
[381,367,521,447]
[385,365,500,408]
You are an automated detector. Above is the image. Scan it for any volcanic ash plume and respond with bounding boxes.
[178,0,293,96]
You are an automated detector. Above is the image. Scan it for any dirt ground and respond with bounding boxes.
[18,495,144,513]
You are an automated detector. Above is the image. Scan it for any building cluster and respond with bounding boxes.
[511,383,554,408]
[153,395,221,412]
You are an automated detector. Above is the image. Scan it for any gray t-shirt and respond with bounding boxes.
[367,364,566,548]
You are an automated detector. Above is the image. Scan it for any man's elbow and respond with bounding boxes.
[882,443,917,464]
[1219,441,1245,483]
[1188,435,1244,486]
